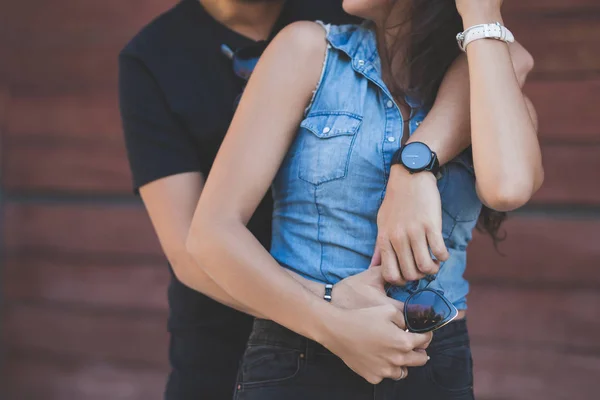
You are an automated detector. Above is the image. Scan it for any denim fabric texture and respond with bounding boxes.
[234,319,474,400]
[270,22,482,309]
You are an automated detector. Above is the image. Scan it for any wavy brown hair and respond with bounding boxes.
[381,0,506,242]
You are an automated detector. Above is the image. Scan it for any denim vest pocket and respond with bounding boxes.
[438,151,482,240]
[298,112,361,185]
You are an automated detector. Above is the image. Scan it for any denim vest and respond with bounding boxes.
[270,22,482,309]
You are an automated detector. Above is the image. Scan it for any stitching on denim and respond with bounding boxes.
[304,21,331,117]
[305,110,363,119]
[240,352,303,389]
[315,185,329,283]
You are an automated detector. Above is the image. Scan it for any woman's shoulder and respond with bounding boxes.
[275,21,365,47]
[266,21,330,67]
[274,21,328,49]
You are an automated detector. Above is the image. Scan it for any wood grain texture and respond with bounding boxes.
[466,217,600,286]
[504,0,600,13]
[2,44,121,93]
[532,145,600,204]
[3,203,162,256]
[3,135,132,193]
[0,0,177,46]
[4,303,168,367]
[3,255,168,311]
[473,344,600,400]
[468,286,600,351]
[506,14,600,79]
[6,93,122,140]
[525,80,600,144]
[2,354,166,400]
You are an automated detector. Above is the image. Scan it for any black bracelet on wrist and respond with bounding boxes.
[324,284,333,302]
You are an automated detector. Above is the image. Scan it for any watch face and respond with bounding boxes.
[401,142,432,171]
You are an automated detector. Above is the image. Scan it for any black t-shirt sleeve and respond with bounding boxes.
[119,54,202,193]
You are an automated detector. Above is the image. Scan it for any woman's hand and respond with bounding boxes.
[321,305,432,384]
[376,166,449,285]
[332,266,404,310]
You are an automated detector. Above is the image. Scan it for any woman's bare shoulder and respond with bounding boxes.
[266,21,328,66]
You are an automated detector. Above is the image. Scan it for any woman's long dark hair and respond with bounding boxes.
[382,0,506,243]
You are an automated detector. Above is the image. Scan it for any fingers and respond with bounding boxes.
[391,235,423,283]
[401,350,430,367]
[406,331,434,351]
[410,233,440,275]
[369,246,382,268]
[379,239,405,285]
[426,228,450,263]
[387,305,407,330]
[391,367,409,381]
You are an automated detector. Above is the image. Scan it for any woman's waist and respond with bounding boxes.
[247,318,470,354]
[272,245,470,308]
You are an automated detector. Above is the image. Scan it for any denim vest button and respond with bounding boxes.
[387,136,396,142]
[386,100,394,108]
[322,126,331,134]
[357,59,365,66]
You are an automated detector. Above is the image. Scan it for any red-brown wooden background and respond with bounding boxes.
[1,1,599,399]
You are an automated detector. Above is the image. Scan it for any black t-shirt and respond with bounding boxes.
[119,1,356,328]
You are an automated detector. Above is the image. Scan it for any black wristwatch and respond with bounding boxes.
[392,142,440,177]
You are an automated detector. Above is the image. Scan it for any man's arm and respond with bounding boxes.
[376,41,535,284]
[140,173,394,317]
[139,173,264,317]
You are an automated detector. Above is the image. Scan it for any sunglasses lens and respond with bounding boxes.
[233,56,260,80]
[233,42,267,81]
[405,290,452,332]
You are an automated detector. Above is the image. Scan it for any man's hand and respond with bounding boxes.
[376,166,449,285]
[332,266,404,310]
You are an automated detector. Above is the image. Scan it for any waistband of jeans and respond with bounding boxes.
[248,317,469,353]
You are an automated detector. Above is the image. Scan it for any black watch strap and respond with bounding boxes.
[428,152,441,177]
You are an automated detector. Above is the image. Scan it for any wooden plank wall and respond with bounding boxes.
[1,1,599,399]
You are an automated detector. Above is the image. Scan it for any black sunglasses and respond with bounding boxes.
[221,42,268,110]
[398,276,459,333]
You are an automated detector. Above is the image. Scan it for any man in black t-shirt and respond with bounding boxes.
[119,1,358,398]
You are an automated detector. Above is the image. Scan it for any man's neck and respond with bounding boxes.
[200,0,286,41]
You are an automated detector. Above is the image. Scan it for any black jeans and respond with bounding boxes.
[234,318,474,400]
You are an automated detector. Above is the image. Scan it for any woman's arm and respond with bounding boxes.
[139,173,268,317]
[186,21,431,384]
[376,41,536,284]
[456,0,544,211]
[139,173,394,318]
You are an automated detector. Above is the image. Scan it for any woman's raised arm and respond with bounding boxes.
[457,0,544,211]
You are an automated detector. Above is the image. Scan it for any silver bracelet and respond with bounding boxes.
[324,284,333,302]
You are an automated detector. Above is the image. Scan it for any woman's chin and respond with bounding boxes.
[342,0,392,20]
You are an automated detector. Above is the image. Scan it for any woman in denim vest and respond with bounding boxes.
[187,0,543,398]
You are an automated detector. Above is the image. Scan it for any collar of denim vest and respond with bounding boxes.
[326,21,423,110]
[327,21,379,72]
